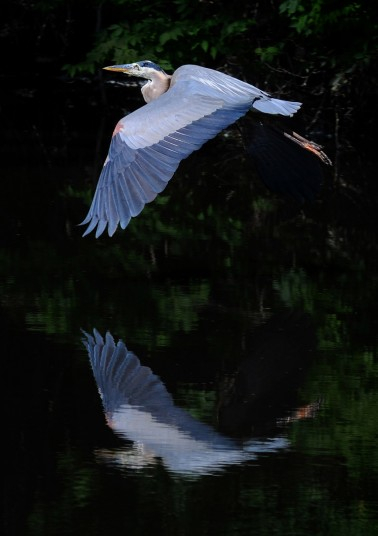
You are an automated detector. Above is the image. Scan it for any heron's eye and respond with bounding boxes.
[133,63,140,70]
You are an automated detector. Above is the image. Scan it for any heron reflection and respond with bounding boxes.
[81,61,331,237]
[82,314,317,476]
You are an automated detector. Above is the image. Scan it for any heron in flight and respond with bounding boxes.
[81,61,330,238]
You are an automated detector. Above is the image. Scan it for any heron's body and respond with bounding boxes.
[81,61,329,238]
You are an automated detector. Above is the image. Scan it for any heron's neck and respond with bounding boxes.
[141,71,171,103]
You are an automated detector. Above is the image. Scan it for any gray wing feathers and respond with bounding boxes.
[252,98,301,116]
[81,137,180,237]
[81,103,250,237]
[83,329,174,412]
[81,64,302,237]
[173,65,301,116]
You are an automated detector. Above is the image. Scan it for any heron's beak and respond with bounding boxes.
[103,64,133,73]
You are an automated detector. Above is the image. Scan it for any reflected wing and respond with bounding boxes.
[82,329,258,475]
[83,329,173,413]
[83,328,232,440]
[81,65,302,237]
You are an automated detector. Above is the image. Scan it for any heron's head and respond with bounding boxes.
[103,60,166,80]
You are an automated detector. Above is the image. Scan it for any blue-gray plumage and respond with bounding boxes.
[81,61,329,238]
[82,329,288,475]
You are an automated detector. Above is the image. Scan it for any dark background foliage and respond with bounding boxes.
[2,5,378,536]
[1,0,377,251]
[2,0,377,145]
[0,0,378,193]
[1,0,378,247]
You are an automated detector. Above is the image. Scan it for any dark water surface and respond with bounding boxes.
[2,81,378,535]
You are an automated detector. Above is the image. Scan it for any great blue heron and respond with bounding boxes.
[81,61,331,238]
[82,312,320,475]
[82,329,289,476]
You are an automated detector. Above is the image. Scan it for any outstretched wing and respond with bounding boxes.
[81,65,302,237]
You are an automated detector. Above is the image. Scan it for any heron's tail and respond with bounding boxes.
[252,97,302,117]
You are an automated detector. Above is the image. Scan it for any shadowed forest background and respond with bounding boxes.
[1,0,378,253]
[2,0,378,214]
[2,3,378,536]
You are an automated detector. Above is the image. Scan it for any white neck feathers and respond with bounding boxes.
[141,71,171,103]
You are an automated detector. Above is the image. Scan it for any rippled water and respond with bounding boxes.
[2,82,378,535]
